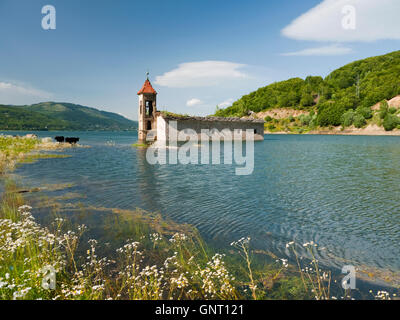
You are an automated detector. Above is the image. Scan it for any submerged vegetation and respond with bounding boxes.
[0,136,305,300]
[132,142,150,148]
[0,186,324,300]
[0,180,293,300]
[1,192,397,300]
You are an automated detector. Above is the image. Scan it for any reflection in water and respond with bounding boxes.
[4,131,400,282]
[136,147,163,211]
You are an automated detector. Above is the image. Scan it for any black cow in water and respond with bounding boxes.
[65,137,80,144]
[54,136,65,143]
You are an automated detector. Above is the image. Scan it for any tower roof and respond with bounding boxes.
[137,79,157,95]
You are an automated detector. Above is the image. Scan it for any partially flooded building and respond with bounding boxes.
[137,77,264,142]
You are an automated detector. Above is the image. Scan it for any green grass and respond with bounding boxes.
[132,143,150,148]
[0,135,74,174]
[264,117,314,134]
[0,136,39,173]
[0,136,39,154]
[160,111,191,118]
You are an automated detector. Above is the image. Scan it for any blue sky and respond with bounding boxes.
[0,0,399,120]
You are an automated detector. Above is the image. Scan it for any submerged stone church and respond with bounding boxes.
[137,77,264,142]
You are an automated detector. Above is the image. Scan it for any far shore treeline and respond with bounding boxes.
[0,102,137,131]
[215,50,400,131]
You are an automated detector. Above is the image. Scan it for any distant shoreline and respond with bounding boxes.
[0,129,137,132]
[266,131,400,136]
[265,124,400,136]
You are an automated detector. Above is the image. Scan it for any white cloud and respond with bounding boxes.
[0,81,52,104]
[155,61,248,88]
[0,81,50,97]
[186,98,203,107]
[218,98,235,108]
[282,0,400,42]
[282,44,353,56]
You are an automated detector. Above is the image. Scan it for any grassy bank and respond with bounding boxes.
[0,135,73,174]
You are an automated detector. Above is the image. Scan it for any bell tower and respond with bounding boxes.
[137,72,157,142]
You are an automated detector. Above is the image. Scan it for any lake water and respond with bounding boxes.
[3,131,400,286]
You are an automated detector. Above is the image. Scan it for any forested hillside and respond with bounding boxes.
[0,102,137,131]
[215,51,400,131]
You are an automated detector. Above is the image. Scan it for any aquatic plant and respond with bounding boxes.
[0,199,238,300]
[286,241,332,300]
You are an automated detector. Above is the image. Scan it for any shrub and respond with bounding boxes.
[353,114,366,128]
[264,116,273,122]
[309,116,317,129]
[389,107,397,114]
[383,114,400,131]
[341,110,356,127]
[337,96,358,111]
[357,107,373,120]
[379,101,389,119]
[299,114,311,126]
[317,103,345,127]
[300,93,314,107]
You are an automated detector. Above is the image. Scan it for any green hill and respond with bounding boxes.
[0,102,137,131]
[215,50,400,131]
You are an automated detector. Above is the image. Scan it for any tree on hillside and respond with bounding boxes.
[383,114,399,131]
[300,93,314,107]
[214,50,400,129]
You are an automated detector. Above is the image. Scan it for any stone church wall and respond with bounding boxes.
[156,115,264,141]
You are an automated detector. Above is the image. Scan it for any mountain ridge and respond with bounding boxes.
[0,102,137,131]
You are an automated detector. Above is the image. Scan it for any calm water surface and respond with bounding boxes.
[3,131,400,280]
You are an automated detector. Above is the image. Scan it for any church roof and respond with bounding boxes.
[137,79,157,95]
